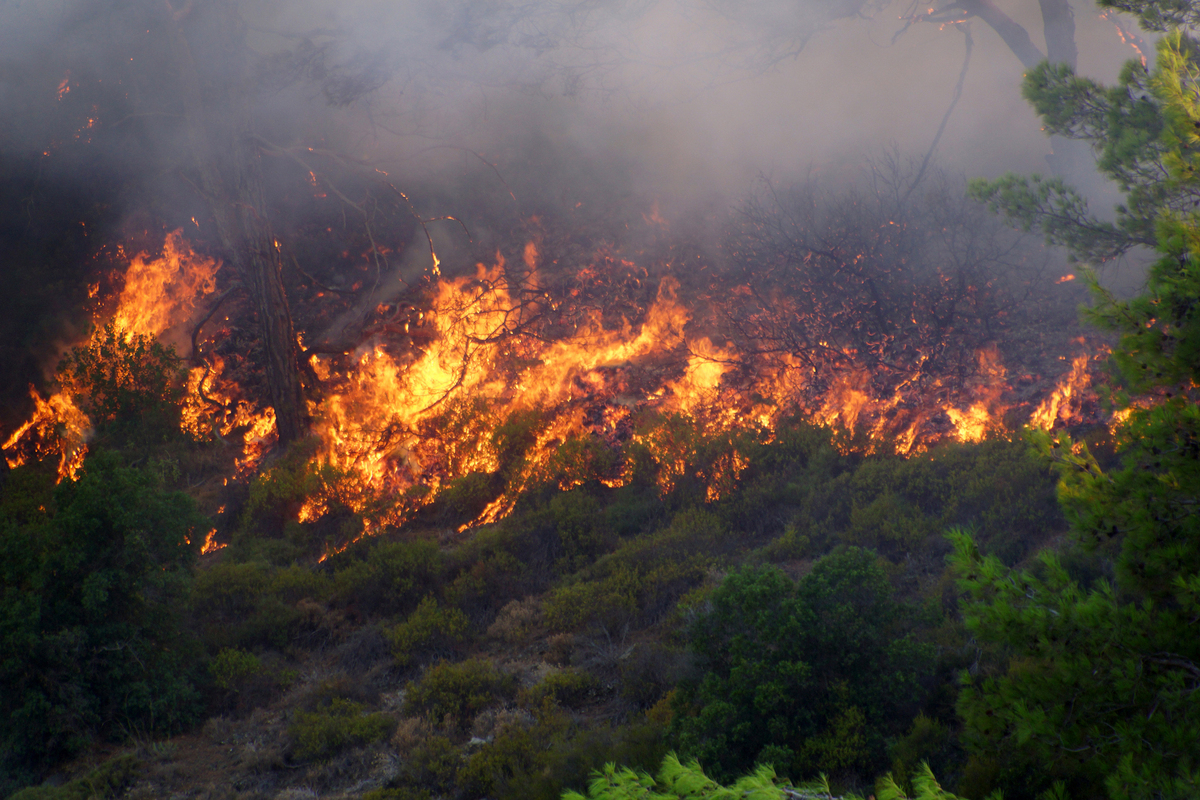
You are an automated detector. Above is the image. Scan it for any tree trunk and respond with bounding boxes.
[159,0,309,445]
[1038,0,1077,68]
[958,0,1045,69]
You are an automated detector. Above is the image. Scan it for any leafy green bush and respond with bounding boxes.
[209,647,262,692]
[560,754,990,800]
[9,754,140,800]
[190,560,303,650]
[459,722,549,799]
[389,596,470,667]
[237,440,323,539]
[788,436,1061,564]
[0,453,203,789]
[560,754,799,800]
[331,538,444,616]
[269,563,332,604]
[403,658,516,726]
[398,734,460,795]
[58,322,185,435]
[672,548,935,783]
[288,698,396,761]
[543,509,723,633]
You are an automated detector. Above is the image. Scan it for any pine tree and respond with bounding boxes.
[954,28,1200,800]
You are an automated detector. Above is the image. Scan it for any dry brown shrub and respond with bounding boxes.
[391,716,432,754]
[544,633,574,667]
[486,597,543,643]
[470,706,534,741]
[202,715,234,745]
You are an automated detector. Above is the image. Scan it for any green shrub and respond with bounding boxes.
[437,470,502,521]
[532,435,619,496]
[192,561,270,620]
[403,658,516,726]
[544,556,709,634]
[559,753,983,800]
[331,538,444,616]
[523,668,600,709]
[790,436,1061,564]
[269,563,331,604]
[459,724,545,798]
[190,561,303,650]
[58,323,185,437]
[543,568,640,632]
[400,735,460,795]
[237,439,322,537]
[288,698,396,761]
[209,648,262,692]
[0,454,203,788]
[444,542,533,617]
[362,788,433,800]
[9,754,140,800]
[533,490,617,573]
[389,597,470,667]
[672,549,936,782]
[618,644,684,709]
[889,713,957,795]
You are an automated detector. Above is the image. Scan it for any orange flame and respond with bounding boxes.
[2,231,277,480]
[1030,355,1092,429]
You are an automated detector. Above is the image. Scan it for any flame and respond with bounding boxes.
[2,387,90,479]
[200,528,226,554]
[2,230,277,480]
[112,230,219,339]
[1030,355,1092,429]
[2,221,1114,550]
[1100,10,1148,68]
[302,238,1058,544]
[56,72,70,100]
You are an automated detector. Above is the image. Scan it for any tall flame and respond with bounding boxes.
[1,230,276,480]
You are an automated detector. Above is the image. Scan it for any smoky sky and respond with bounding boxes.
[0,0,1148,225]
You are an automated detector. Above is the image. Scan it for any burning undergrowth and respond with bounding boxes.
[1,160,1112,557]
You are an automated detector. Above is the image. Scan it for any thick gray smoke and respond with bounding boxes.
[1,0,1145,225]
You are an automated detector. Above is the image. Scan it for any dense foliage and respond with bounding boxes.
[0,454,205,792]
[959,28,1200,800]
[672,550,935,782]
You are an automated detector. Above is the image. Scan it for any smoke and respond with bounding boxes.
[1,0,1146,221]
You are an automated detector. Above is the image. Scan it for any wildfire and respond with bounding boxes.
[112,230,219,339]
[2,231,274,480]
[1029,354,1094,430]
[3,225,1115,550]
[200,528,226,555]
[2,387,90,479]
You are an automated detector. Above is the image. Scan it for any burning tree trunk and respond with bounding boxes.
[160,1,309,445]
